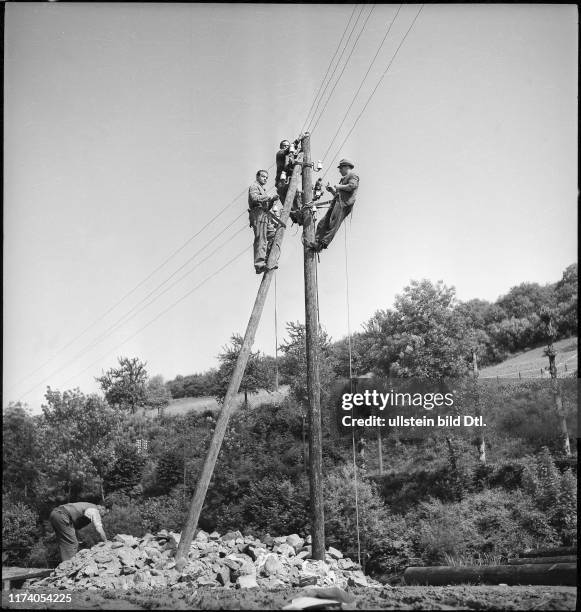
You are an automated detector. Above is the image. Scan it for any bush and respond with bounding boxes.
[472,458,532,492]
[324,465,412,575]
[154,450,184,494]
[522,448,577,544]
[408,489,559,564]
[102,501,145,539]
[217,475,310,537]
[2,496,39,566]
[105,443,146,494]
[27,535,60,568]
[371,464,468,513]
[139,491,188,534]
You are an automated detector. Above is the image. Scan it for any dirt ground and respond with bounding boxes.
[2,585,577,610]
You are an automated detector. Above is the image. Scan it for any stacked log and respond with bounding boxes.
[404,546,577,586]
[403,563,576,586]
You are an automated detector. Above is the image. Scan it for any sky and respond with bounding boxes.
[3,3,578,412]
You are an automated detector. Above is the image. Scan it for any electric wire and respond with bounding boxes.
[305,4,367,135]
[300,4,360,134]
[8,190,251,393]
[15,6,424,401]
[15,226,249,401]
[68,222,249,367]
[10,163,278,396]
[309,4,376,136]
[55,246,252,394]
[324,4,424,176]
[14,5,368,397]
[82,216,248,352]
[320,4,403,164]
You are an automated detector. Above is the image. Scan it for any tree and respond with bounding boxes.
[96,357,148,413]
[214,334,274,406]
[145,375,171,417]
[279,321,335,405]
[497,282,556,320]
[554,263,577,337]
[540,308,571,457]
[3,403,41,499]
[2,496,39,566]
[363,280,471,380]
[330,332,367,379]
[166,374,186,399]
[39,388,122,501]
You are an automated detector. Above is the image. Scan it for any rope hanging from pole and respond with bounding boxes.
[344,222,362,567]
[274,271,279,392]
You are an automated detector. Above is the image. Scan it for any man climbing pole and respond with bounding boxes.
[308,158,359,252]
[275,140,295,201]
[276,137,306,226]
[248,169,279,274]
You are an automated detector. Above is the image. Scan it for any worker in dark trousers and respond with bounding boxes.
[49,502,108,561]
[275,139,294,201]
[248,169,279,274]
[310,158,359,252]
[276,137,308,227]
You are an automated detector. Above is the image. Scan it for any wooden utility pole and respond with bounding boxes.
[472,348,486,464]
[376,426,383,475]
[175,157,303,570]
[301,133,325,560]
[541,309,571,457]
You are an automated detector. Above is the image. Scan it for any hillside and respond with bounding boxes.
[161,337,578,418]
[479,336,577,378]
[163,385,290,417]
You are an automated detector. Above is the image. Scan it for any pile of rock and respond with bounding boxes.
[32,530,380,591]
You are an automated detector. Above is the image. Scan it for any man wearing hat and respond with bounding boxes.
[311,158,359,252]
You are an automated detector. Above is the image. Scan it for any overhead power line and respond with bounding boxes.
[7,190,250,393]
[324,4,425,175]
[320,4,403,164]
[306,4,367,135]
[301,4,360,134]
[15,219,248,402]
[20,245,252,400]
[12,5,397,401]
[309,4,377,136]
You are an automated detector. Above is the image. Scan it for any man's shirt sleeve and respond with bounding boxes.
[84,508,103,530]
[336,174,359,192]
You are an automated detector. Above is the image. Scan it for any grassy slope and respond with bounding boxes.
[479,336,577,378]
[162,337,578,417]
[164,385,290,417]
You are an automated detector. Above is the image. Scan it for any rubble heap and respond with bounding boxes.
[33,530,381,591]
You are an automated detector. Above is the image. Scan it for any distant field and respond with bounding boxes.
[147,338,578,419]
[162,385,290,417]
[480,336,577,379]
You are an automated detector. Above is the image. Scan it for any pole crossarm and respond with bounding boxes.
[175,155,304,570]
